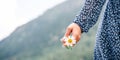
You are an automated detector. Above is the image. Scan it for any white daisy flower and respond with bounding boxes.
[64,36,76,47]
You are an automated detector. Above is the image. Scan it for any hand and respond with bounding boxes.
[61,23,82,47]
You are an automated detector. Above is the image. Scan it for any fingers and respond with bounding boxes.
[61,37,67,47]
[60,37,66,44]
[64,26,72,37]
[62,25,72,47]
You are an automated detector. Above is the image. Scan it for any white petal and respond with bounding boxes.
[71,36,75,40]
[64,38,68,42]
[70,44,73,47]
[68,36,71,38]
[72,40,76,44]
[65,42,70,46]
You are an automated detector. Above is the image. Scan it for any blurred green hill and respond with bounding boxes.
[0,0,98,60]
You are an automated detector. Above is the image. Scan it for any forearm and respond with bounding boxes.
[73,0,106,32]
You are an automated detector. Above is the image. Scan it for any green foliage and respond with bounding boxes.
[0,0,98,60]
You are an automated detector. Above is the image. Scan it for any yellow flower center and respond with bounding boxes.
[68,38,72,43]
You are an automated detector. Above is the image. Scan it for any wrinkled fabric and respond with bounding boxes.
[73,0,120,60]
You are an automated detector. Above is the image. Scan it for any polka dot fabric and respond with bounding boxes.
[73,0,120,60]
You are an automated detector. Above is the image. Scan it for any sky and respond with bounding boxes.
[0,0,65,41]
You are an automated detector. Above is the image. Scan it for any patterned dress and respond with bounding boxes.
[73,0,120,60]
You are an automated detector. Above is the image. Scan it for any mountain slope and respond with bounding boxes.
[0,0,97,60]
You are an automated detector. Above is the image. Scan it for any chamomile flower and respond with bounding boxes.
[64,36,76,47]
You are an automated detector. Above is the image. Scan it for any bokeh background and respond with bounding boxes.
[0,0,107,60]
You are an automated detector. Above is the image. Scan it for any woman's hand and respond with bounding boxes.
[61,23,82,47]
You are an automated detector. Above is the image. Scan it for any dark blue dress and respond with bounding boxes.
[73,0,120,60]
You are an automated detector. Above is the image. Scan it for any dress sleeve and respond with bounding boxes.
[73,0,106,32]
